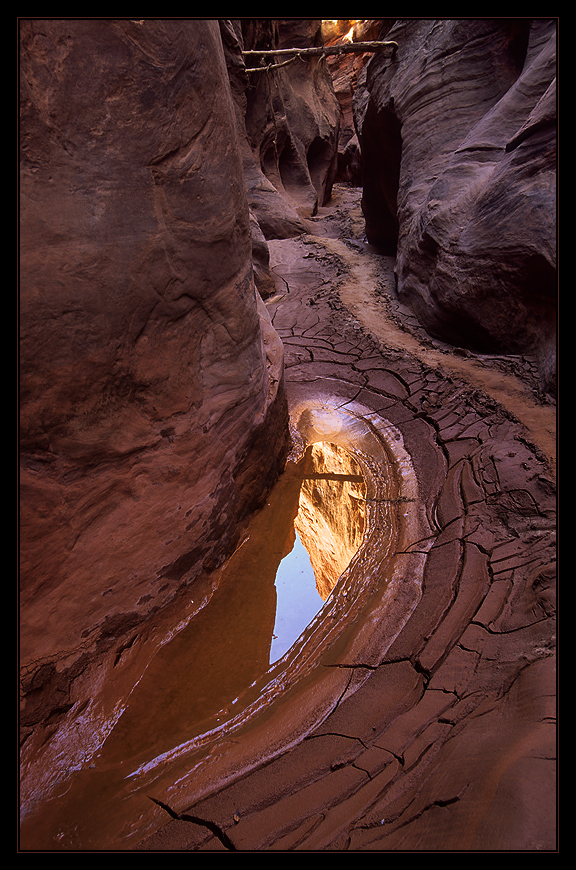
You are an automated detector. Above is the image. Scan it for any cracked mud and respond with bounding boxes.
[23,185,554,852]
[133,185,555,852]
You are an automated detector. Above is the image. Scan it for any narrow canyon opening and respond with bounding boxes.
[19,18,556,852]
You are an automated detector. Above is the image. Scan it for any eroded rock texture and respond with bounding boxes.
[19,18,290,807]
[323,19,390,184]
[216,19,342,297]
[354,18,557,395]
[237,19,341,238]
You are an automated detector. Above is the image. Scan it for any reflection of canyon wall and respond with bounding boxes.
[19,19,290,794]
[354,18,557,394]
[295,443,366,600]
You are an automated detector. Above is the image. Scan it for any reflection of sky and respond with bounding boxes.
[270,531,324,664]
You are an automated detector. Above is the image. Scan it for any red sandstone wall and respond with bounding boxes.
[19,18,290,788]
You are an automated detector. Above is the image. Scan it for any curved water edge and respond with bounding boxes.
[20,381,433,850]
[133,383,431,773]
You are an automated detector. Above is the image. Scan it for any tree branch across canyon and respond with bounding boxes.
[243,40,398,72]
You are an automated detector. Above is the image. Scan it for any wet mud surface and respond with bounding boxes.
[133,185,556,852]
[22,185,555,852]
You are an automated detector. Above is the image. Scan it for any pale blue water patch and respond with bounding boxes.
[270,531,323,664]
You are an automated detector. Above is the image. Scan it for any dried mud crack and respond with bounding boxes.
[134,185,556,852]
[22,188,553,853]
[148,797,238,851]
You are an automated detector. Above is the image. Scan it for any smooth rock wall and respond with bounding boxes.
[354,18,557,394]
[240,18,341,236]
[19,18,290,795]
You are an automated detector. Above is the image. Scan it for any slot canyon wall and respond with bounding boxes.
[19,17,556,851]
[19,18,293,805]
[221,17,342,298]
[353,18,557,395]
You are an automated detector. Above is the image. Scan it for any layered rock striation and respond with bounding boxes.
[217,19,343,297]
[19,18,290,811]
[354,18,557,395]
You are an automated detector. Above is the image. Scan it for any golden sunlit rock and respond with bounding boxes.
[295,442,366,599]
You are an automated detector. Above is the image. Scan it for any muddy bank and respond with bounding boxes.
[133,184,555,852]
[307,186,556,477]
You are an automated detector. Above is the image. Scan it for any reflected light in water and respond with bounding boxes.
[19,440,368,852]
[270,531,323,664]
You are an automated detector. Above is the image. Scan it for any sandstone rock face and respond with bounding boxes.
[217,19,301,295]
[19,18,290,809]
[217,18,342,296]
[323,19,391,184]
[354,18,557,394]
[296,442,366,599]
[239,19,341,237]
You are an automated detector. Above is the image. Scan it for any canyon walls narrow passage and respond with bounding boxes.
[19,18,556,853]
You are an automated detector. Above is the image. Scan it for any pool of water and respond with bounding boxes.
[97,441,367,762]
[20,393,430,851]
[270,530,323,664]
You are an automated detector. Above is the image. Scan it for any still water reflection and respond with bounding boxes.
[96,442,365,769]
[270,531,322,664]
[19,442,368,850]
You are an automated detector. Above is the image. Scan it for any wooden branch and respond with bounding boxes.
[245,55,300,74]
[242,40,398,60]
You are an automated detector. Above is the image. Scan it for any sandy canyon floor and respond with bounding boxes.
[132,184,556,852]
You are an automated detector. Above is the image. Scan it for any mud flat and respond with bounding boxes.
[133,186,555,852]
[21,186,555,851]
